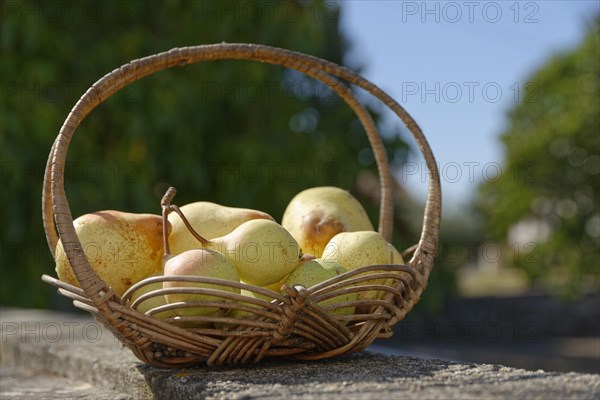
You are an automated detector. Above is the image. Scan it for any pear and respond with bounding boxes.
[261,275,288,295]
[322,231,404,302]
[163,248,240,317]
[207,219,302,287]
[168,202,274,255]
[282,187,374,258]
[129,274,175,319]
[235,277,286,303]
[55,210,165,296]
[286,259,356,316]
[229,289,265,320]
[255,253,315,298]
[213,288,270,329]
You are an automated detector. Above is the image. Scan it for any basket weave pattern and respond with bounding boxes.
[41,43,441,367]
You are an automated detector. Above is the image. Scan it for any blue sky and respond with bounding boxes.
[340,1,599,213]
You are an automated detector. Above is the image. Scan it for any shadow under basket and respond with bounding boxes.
[41,43,441,367]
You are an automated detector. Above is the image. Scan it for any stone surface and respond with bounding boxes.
[137,354,600,400]
[1,308,599,400]
[0,367,130,400]
[374,293,600,374]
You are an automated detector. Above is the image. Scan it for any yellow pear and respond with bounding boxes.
[214,288,271,329]
[129,274,175,319]
[168,202,274,255]
[163,248,240,317]
[55,210,165,296]
[286,259,356,316]
[262,275,288,294]
[254,253,314,299]
[281,187,374,258]
[322,231,404,302]
[207,219,302,287]
[229,289,265,320]
[234,277,286,303]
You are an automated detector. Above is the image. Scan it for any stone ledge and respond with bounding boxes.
[0,367,130,400]
[1,308,599,400]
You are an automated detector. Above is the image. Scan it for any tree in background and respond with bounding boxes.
[0,1,414,308]
[477,19,599,297]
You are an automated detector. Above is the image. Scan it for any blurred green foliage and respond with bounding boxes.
[1,1,417,309]
[477,19,600,297]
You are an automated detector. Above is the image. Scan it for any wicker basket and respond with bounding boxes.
[41,43,441,367]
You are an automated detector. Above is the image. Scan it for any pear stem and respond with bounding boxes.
[162,206,171,256]
[161,187,177,256]
[159,187,211,257]
[170,205,211,246]
[161,186,177,208]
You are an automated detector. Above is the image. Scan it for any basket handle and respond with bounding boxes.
[43,43,440,305]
